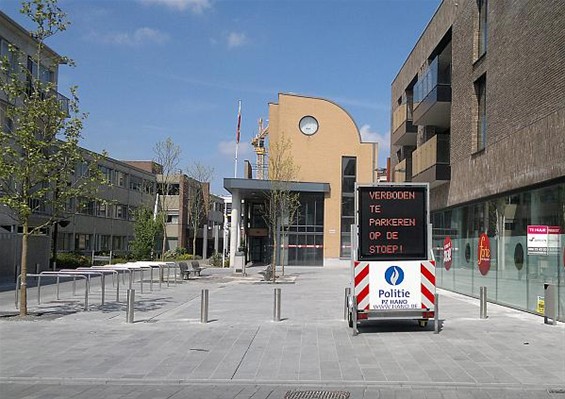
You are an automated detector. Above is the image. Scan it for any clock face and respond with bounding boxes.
[299,116,319,135]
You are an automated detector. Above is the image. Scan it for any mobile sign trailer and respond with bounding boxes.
[348,183,437,334]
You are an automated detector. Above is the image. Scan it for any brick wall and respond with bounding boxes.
[391,0,565,211]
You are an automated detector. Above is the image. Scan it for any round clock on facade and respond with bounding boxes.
[299,116,319,135]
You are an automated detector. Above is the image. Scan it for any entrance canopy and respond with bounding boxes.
[224,178,330,267]
[224,178,330,198]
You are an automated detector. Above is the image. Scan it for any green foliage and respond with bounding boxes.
[208,251,223,267]
[55,253,90,269]
[163,247,187,259]
[130,208,162,260]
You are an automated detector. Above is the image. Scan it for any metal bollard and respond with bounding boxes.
[344,287,351,320]
[126,289,135,323]
[434,293,439,334]
[480,286,487,319]
[352,295,358,336]
[273,288,281,322]
[200,289,209,324]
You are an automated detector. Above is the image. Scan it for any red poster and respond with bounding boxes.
[443,236,452,271]
[477,233,491,276]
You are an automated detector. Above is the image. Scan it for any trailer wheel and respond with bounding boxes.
[418,319,428,328]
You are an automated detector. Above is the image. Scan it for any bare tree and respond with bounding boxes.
[153,137,181,258]
[186,162,214,258]
[263,133,300,280]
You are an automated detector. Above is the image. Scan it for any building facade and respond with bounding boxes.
[225,93,376,267]
[390,0,565,319]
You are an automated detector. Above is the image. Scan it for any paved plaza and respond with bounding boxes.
[0,265,564,398]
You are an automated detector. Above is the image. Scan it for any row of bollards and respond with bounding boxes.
[125,288,283,324]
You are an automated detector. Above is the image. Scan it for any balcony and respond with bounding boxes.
[393,158,412,183]
[412,57,451,128]
[412,134,450,187]
[391,103,417,146]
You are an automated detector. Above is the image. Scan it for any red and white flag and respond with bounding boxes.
[236,100,242,144]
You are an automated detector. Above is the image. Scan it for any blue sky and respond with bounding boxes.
[1,0,441,194]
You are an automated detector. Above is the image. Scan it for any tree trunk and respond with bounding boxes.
[161,228,167,260]
[19,220,29,316]
[192,230,197,258]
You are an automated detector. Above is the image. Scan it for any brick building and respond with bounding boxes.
[390,0,565,319]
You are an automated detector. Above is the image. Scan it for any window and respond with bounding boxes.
[475,74,487,151]
[99,165,112,183]
[0,101,13,133]
[0,37,16,72]
[115,171,126,187]
[477,0,488,57]
[28,58,54,84]
[130,175,142,191]
[340,156,356,258]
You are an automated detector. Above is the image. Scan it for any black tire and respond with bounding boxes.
[348,311,353,328]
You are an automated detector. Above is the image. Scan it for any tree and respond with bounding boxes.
[130,208,162,260]
[186,162,214,257]
[153,137,181,258]
[0,0,105,315]
[263,133,300,281]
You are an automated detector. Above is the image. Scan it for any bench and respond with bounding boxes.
[258,264,273,281]
[191,260,203,276]
[178,261,190,280]
[178,261,204,280]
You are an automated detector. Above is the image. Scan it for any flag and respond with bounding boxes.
[236,100,242,144]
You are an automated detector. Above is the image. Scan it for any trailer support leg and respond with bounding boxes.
[352,296,358,336]
[434,293,439,334]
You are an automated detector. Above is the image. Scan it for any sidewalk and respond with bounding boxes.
[1,265,564,398]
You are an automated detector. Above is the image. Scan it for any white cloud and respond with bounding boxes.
[89,27,169,46]
[227,32,247,49]
[141,0,212,13]
[359,124,390,153]
[218,140,252,157]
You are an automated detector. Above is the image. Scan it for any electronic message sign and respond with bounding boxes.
[357,185,428,261]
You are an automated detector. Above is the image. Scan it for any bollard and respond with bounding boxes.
[480,286,487,319]
[200,289,209,323]
[434,294,439,334]
[344,287,351,320]
[352,295,358,336]
[126,289,135,323]
[273,288,281,322]
[56,276,60,300]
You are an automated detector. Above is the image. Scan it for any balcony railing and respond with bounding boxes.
[392,103,413,133]
[412,134,450,177]
[394,158,414,183]
[413,57,451,104]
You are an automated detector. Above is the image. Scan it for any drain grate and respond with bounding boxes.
[548,388,565,394]
[284,391,350,399]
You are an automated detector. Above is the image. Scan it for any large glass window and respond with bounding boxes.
[433,180,565,321]
[341,157,356,258]
[284,193,324,266]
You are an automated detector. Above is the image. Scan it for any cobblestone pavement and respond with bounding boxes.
[1,265,564,398]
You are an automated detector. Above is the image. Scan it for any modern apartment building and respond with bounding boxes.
[390,0,565,319]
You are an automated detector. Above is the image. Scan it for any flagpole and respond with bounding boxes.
[234,100,241,178]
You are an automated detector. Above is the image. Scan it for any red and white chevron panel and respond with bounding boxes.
[421,260,436,310]
[354,261,370,310]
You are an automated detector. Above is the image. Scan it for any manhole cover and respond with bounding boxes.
[284,391,350,399]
